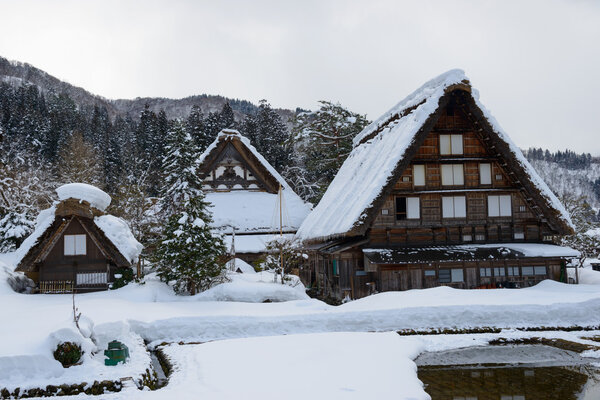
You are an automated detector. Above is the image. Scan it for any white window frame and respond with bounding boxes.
[440,134,463,155]
[406,197,420,219]
[441,164,464,186]
[442,196,466,218]
[480,163,492,185]
[413,165,425,186]
[488,195,512,217]
[64,234,86,256]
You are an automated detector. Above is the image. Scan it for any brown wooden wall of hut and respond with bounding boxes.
[39,218,113,284]
[369,100,557,247]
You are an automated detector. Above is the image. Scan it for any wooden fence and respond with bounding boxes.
[39,280,74,294]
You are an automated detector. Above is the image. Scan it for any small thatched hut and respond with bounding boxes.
[14,183,142,293]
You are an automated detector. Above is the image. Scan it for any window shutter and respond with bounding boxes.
[442,197,454,218]
[499,195,512,216]
[440,135,451,155]
[64,235,75,256]
[407,197,420,219]
[454,196,466,218]
[480,163,492,185]
[452,165,464,185]
[413,165,425,186]
[451,135,463,154]
[488,195,500,217]
[441,165,453,185]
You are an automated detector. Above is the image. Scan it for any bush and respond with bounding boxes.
[111,267,134,290]
[53,342,82,367]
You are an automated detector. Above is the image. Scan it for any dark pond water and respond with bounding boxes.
[416,345,600,400]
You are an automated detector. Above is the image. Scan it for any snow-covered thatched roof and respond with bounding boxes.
[198,129,312,234]
[297,69,574,242]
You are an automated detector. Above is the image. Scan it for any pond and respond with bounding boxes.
[416,344,600,400]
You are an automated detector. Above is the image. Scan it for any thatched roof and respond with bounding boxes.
[198,129,289,194]
[297,69,574,242]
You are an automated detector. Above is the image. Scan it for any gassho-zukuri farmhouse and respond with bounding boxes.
[198,129,312,263]
[296,69,579,300]
[14,183,143,293]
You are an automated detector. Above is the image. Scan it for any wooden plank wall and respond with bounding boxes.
[369,101,556,246]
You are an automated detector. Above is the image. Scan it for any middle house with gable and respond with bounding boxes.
[197,129,312,264]
[297,69,579,300]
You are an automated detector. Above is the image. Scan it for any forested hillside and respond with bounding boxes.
[0,57,368,252]
[524,148,600,211]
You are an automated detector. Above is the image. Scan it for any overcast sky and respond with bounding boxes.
[0,0,598,153]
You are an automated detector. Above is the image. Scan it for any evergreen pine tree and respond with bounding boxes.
[187,105,211,151]
[56,131,104,187]
[203,111,222,140]
[219,102,235,130]
[243,100,291,171]
[154,119,227,294]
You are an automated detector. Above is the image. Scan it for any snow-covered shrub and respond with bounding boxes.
[53,342,82,368]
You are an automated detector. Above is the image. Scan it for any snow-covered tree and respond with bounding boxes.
[560,194,600,264]
[289,101,369,203]
[0,135,55,251]
[264,236,305,284]
[153,119,227,294]
[56,130,104,187]
[242,100,291,171]
[159,120,201,217]
[154,195,227,294]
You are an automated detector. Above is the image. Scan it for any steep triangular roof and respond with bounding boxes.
[297,69,573,242]
[198,129,288,194]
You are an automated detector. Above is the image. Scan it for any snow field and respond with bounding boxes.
[3,253,600,397]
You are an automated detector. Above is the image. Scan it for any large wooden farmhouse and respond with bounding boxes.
[198,129,312,263]
[15,183,142,293]
[297,70,579,300]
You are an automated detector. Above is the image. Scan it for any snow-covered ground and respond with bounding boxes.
[3,251,600,397]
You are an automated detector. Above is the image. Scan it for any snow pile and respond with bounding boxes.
[12,205,56,268]
[196,270,308,302]
[155,332,428,400]
[95,215,143,263]
[0,355,64,385]
[56,183,111,211]
[298,69,574,241]
[579,268,600,285]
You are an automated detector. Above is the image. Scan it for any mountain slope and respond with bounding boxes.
[0,55,293,122]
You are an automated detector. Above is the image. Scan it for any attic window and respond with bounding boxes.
[64,234,86,256]
[440,134,463,155]
[446,105,455,116]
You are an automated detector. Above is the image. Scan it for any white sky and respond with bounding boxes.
[0,0,598,154]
